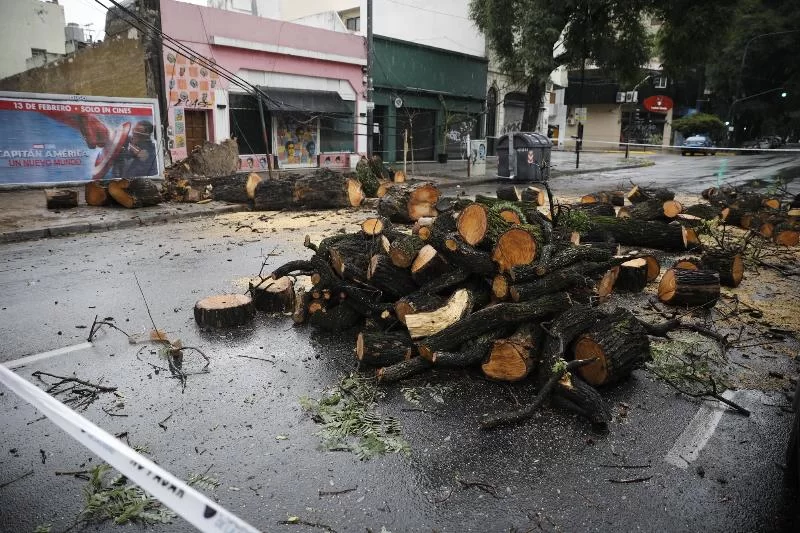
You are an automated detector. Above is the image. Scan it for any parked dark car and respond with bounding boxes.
[681,135,716,156]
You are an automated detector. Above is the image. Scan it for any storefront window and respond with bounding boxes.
[320,115,354,153]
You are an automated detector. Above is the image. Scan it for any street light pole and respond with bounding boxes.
[625,74,652,159]
[727,87,788,144]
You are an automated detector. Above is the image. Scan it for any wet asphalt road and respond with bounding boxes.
[2,155,800,532]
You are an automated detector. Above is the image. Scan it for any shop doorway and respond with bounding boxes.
[184,110,207,152]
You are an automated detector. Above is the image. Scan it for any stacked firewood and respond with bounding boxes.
[196,180,795,428]
[84,177,162,208]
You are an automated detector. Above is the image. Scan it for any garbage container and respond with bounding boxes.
[496,132,551,181]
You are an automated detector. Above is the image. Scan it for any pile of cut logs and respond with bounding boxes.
[194,179,797,428]
[44,178,162,210]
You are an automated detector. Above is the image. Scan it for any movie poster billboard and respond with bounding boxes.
[274,115,319,168]
[0,92,161,185]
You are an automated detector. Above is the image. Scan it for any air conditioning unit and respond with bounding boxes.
[567,117,577,126]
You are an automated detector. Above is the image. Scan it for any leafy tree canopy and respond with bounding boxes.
[671,113,726,141]
[470,0,655,130]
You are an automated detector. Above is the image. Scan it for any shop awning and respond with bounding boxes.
[259,88,355,114]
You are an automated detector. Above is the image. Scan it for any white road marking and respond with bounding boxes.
[665,390,737,468]
[3,341,93,369]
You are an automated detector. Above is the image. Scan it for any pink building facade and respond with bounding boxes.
[160,0,366,170]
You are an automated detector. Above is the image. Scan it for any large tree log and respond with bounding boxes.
[481,324,543,382]
[194,294,254,328]
[627,185,674,204]
[253,169,364,210]
[574,308,650,387]
[614,258,649,292]
[250,276,295,313]
[410,245,451,286]
[45,189,78,209]
[658,268,720,308]
[496,185,522,201]
[701,249,744,288]
[457,203,512,247]
[521,186,546,206]
[417,292,570,360]
[367,254,418,299]
[428,211,459,250]
[108,178,162,208]
[404,288,474,339]
[211,173,262,203]
[357,327,416,367]
[328,235,373,284]
[538,306,606,386]
[492,227,539,273]
[442,233,497,275]
[564,203,616,218]
[432,331,506,367]
[684,203,723,220]
[85,181,111,206]
[395,292,445,325]
[583,216,697,251]
[389,235,426,268]
[552,374,612,425]
[377,182,440,222]
[307,301,362,331]
[510,245,613,282]
[510,268,589,302]
[629,199,682,221]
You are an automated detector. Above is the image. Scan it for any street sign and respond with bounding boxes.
[574,107,587,122]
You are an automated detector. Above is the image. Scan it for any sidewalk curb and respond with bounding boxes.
[0,204,245,244]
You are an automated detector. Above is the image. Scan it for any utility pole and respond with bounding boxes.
[366,0,374,158]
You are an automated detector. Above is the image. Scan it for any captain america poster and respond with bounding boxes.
[0,92,162,185]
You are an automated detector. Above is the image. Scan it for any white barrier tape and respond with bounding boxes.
[4,341,93,370]
[0,364,261,533]
[563,138,800,153]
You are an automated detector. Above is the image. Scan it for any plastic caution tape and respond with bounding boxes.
[0,364,261,533]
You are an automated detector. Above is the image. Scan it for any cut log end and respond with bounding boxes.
[492,228,537,273]
[194,294,255,328]
[457,203,489,246]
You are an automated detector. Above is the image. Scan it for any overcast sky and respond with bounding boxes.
[58,0,205,41]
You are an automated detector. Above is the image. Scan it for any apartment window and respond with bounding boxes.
[345,17,360,31]
[654,76,668,89]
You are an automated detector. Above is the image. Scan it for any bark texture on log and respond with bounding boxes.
[553,374,612,425]
[658,268,720,308]
[367,254,418,300]
[357,327,416,366]
[211,173,262,203]
[253,169,363,210]
[627,185,674,204]
[108,178,162,208]
[443,234,497,275]
[250,276,295,313]
[574,308,650,386]
[389,235,426,268]
[194,294,255,328]
[376,357,431,383]
[615,258,649,292]
[583,216,695,251]
[701,249,744,288]
[377,183,439,222]
[417,292,570,360]
[45,189,78,209]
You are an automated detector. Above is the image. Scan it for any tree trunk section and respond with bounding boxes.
[395,292,445,325]
[367,254,417,300]
[481,324,542,382]
[574,308,650,387]
[253,170,363,210]
[211,173,262,203]
[85,182,110,206]
[45,189,78,209]
[377,182,440,222]
[496,185,521,201]
[194,294,255,328]
[627,185,674,203]
[108,178,162,208]
[658,268,720,308]
[701,250,744,288]
[553,374,612,425]
[583,216,696,251]
[417,292,570,360]
[250,276,295,313]
[457,203,512,247]
[410,244,451,286]
[403,288,474,339]
[492,227,539,273]
[442,233,497,275]
[389,235,425,268]
[357,327,416,367]
[615,258,649,292]
[521,186,546,206]
[307,301,362,331]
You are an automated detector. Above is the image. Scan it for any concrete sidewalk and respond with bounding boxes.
[0,151,656,244]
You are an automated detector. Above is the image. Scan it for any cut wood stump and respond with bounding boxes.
[250,276,295,313]
[108,178,162,208]
[615,258,649,292]
[658,268,720,308]
[457,203,512,247]
[357,327,416,367]
[521,186,546,206]
[361,217,391,237]
[574,308,650,387]
[410,244,451,286]
[496,185,521,202]
[45,189,78,210]
[481,324,542,382]
[85,182,110,206]
[377,182,439,222]
[701,250,744,287]
[627,185,674,204]
[194,294,255,328]
[492,227,538,273]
